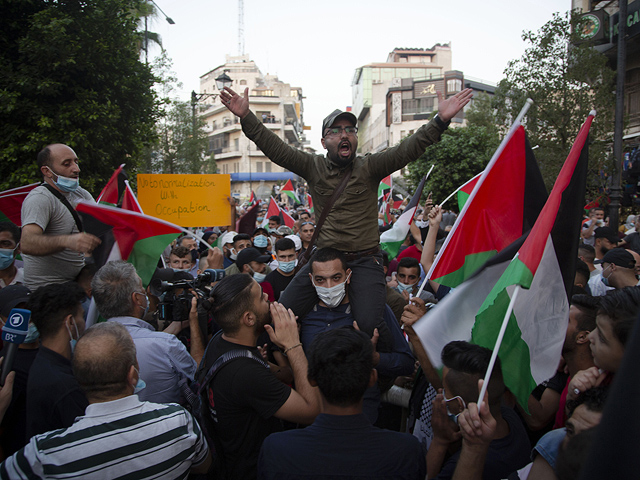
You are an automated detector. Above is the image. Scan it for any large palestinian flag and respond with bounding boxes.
[260,197,295,229]
[414,112,593,409]
[380,175,426,259]
[0,183,39,225]
[428,124,547,288]
[76,202,183,287]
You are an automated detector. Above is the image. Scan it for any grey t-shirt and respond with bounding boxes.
[21,185,94,290]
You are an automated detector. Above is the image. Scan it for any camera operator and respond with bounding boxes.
[153,268,226,348]
[91,260,204,405]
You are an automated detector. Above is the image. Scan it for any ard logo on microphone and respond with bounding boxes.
[9,312,26,328]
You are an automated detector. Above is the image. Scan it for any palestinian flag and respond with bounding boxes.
[237,201,261,234]
[121,180,143,213]
[414,112,593,409]
[378,175,392,199]
[380,176,426,259]
[261,197,281,228]
[584,194,605,213]
[0,183,39,225]
[456,173,482,211]
[281,179,300,204]
[97,164,127,206]
[248,190,258,206]
[428,124,547,288]
[306,193,314,214]
[260,197,295,229]
[76,202,183,287]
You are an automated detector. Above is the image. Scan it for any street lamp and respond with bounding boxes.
[191,71,234,133]
[144,0,175,64]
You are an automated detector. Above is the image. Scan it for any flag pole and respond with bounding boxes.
[477,284,521,405]
[440,172,483,207]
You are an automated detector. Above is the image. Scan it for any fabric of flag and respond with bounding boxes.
[0,183,39,225]
[306,193,314,213]
[380,176,426,259]
[378,175,392,198]
[428,125,547,289]
[280,208,295,228]
[121,181,143,213]
[237,202,261,234]
[584,194,605,213]
[281,179,300,204]
[456,174,481,211]
[260,197,281,228]
[76,202,182,287]
[249,191,257,206]
[97,164,127,206]
[414,112,593,410]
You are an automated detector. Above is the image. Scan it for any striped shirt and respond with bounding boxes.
[0,395,208,479]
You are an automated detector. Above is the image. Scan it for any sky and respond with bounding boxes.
[148,0,570,152]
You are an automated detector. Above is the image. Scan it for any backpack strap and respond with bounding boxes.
[42,183,84,232]
[197,348,269,396]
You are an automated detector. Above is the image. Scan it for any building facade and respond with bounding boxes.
[351,46,495,176]
[198,54,307,200]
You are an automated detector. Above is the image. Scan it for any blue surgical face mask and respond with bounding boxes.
[378,218,384,226]
[278,260,296,273]
[47,166,79,192]
[257,216,264,223]
[136,292,149,318]
[134,368,146,394]
[601,265,612,287]
[24,323,40,344]
[66,321,79,354]
[396,281,415,294]
[254,235,268,248]
[0,246,17,270]
[251,267,267,283]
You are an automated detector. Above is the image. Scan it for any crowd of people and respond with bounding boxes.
[0,87,638,479]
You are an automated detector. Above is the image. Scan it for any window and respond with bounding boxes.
[265,162,272,173]
[447,79,462,93]
[234,138,239,151]
[256,162,263,173]
[233,163,239,173]
[402,97,435,115]
[240,79,247,85]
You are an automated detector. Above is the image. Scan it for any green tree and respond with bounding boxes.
[405,124,500,210]
[0,0,157,195]
[488,11,615,193]
[143,53,209,175]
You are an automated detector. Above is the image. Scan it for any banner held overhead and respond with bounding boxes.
[137,174,231,226]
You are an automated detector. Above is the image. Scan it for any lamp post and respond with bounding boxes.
[190,70,234,134]
[144,0,175,64]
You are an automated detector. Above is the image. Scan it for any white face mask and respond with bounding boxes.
[229,248,238,261]
[312,272,351,308]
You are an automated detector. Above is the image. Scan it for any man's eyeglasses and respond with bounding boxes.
[324,126,358,138]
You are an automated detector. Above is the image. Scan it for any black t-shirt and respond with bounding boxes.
[25,346,89,440]
[203,335,290,480]
[264,269,295,301]
[0,346,38,455]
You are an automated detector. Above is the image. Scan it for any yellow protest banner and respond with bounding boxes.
[137,174,231,227]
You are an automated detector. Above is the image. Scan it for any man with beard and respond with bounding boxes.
[220,86,473,347]
[198,274,320,479]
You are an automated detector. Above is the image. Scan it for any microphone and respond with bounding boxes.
[1,308,30,386]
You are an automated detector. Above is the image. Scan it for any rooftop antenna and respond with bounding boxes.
[238,0,245,56]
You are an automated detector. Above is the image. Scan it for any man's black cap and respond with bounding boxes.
[322,109,357,134]
[0,284,31,318]
[594,227,619,244]
[237,247,271,271]
[595,249,636,269]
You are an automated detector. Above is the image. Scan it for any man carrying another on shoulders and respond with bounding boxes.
[220,86,472,347]
[20,144,100,290]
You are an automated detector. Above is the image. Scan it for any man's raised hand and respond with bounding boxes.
[220,87,250,119]
[437,88,474,123]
